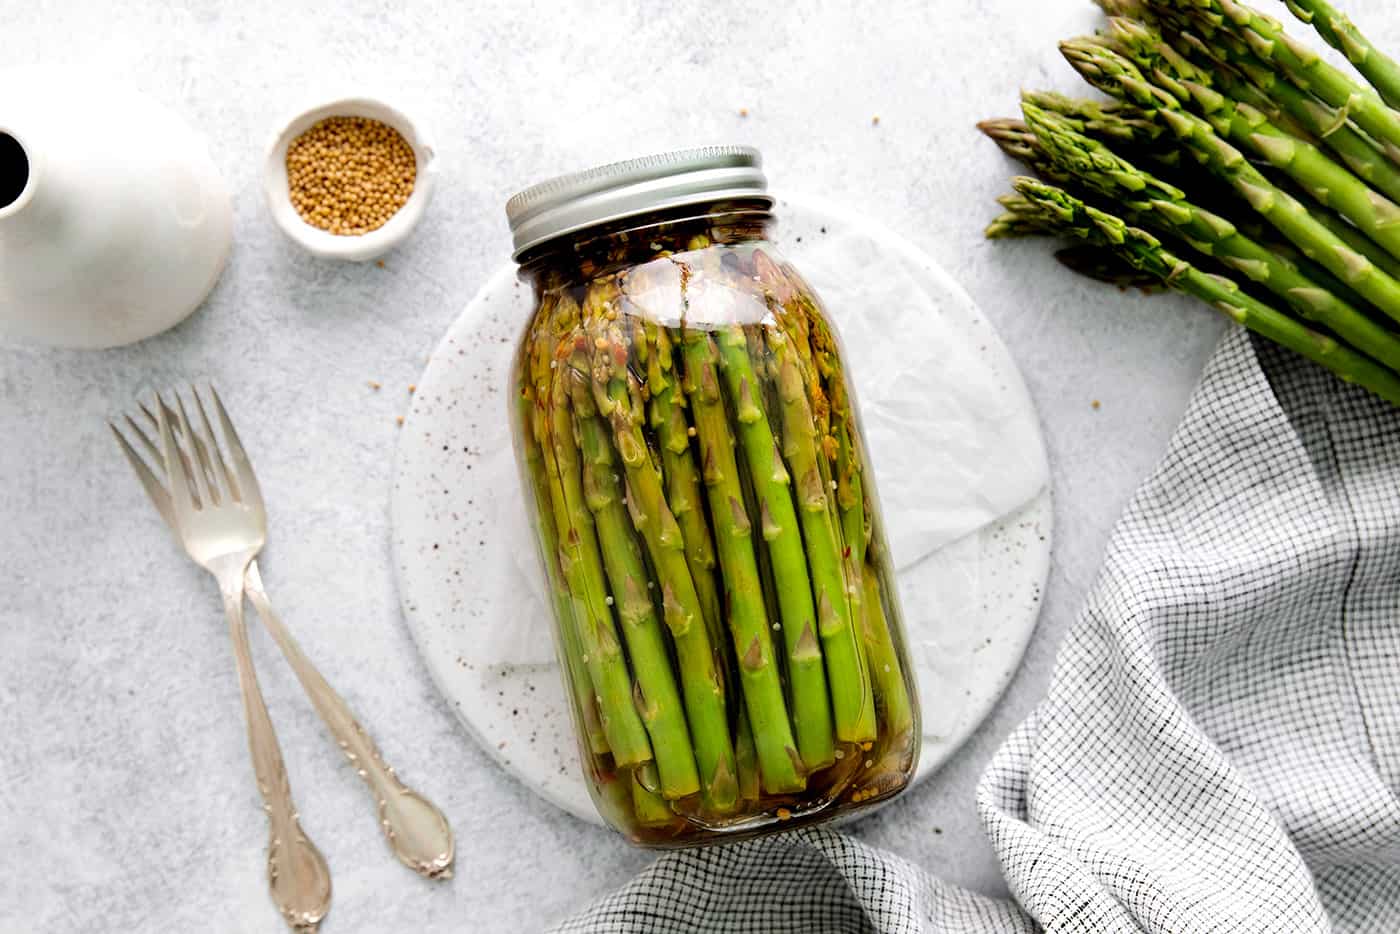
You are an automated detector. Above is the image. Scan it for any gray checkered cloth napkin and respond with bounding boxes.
[549,329,1400,933]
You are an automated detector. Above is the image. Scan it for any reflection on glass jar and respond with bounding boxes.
[506,148,919,846]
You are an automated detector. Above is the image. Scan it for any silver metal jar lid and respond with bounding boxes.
[505,145,771,259]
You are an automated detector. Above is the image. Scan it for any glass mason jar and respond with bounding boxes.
[506,147,919,846]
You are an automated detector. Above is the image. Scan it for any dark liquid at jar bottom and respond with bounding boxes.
[514,205,920,846]
[595,733,919,847]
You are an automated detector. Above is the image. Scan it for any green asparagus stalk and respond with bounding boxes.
[679,329,806,794]
[757,328,877,745]
[562,341,702,800]
[1021,90,1168,146]
[1167,0,1400,162]
[712,323,855,756]
[1022,99,1400,373]
[757,276,894,802]
[518,379,610,757]
[1095,0,1153,18]
[629,765,680,828]
[1104,19,1313,134]
[735,706,761,802]
[860,567,914,744]
[984,208,1069,239]
[697,324,837,768]
[584,283,740,813]
[712,378,794,807]
[731,393,788,661]
[747,256,855,567]
[640,322,730,690]
[527,297,654,768]
[1101,17,1400,265]
[1281,0,1400,109]
[1006,176,1400,405]
[981,118,1201,284]
[985,109,1372,313]
[979,125,1173,287]
[978,117,1081,186]
[812,311,912,748]
[1062,38,1400,325]
[1012,85,1400,284]
[1163,24,1400,203]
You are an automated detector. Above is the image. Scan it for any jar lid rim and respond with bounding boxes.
[505,145,771,259]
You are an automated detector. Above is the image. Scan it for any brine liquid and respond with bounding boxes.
[513,232,920,847]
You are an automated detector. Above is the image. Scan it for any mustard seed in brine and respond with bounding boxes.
[286,116,416,236]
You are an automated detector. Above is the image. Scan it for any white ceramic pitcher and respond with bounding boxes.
[0,65,233,349]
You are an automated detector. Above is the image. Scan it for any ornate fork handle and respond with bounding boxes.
[217,574,333,933]
[244,563,455,880]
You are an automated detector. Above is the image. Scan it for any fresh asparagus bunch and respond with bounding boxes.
[1008,177,1400,405]
[1176,0,1400,158]
[980,0,1400,407]
[516,248,919,842]
[1018,73,1400,283]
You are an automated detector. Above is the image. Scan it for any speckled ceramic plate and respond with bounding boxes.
[391,196,1052,825]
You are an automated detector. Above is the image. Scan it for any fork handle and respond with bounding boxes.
[244,563,455,880]
[219,581,333,933]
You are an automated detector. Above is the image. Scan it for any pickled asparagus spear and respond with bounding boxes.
[518,383,609,756]
[698,323,836,769]
[762,330,877,745]
[585,282,739,813]
[563,341,702,800]
[861,567,914,742]
[630,765,680,828]
[641,322,728,689]
[527,296,653,768]
[735,706,761,803]
[680,329,806,794]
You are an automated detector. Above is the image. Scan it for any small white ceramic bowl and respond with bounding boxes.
[264,96,437,262]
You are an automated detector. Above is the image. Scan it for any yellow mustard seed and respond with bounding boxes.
[286,116,417,237]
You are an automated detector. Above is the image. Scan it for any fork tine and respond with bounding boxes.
[148,397,209,504]
[192,384,242,503]
[124,413,162,465]
[208,384,262,507]
[110,420,176,529]
[156,392,198,520]
[175,390,218,507]
[139,400,159,429]
[170,394,223,498]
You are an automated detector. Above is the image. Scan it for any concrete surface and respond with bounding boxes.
[5,0,1392,930]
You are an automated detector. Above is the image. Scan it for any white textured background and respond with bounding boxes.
[4,0,1394,931]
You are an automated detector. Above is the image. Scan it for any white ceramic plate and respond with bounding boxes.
[391,196,1052,825]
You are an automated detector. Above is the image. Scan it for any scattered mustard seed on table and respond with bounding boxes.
[286,116,416,236]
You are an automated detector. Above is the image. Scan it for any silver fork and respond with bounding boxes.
[113,389,456,921]
[112,389,332,933]
[117,397,455,882]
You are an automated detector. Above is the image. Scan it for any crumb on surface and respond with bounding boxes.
[738,107,749,117]
[1092,399,1101,410]
[408,384,417,393]
[872,115,880,125]
[376,259,385,268]
[396,415,405,426]
[368,380,381,390]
